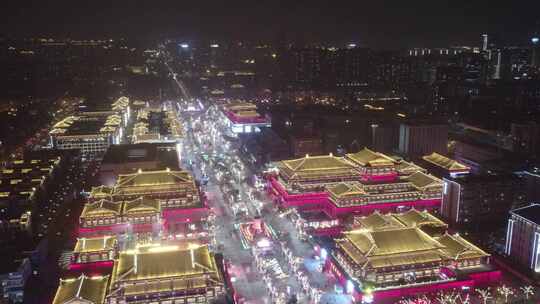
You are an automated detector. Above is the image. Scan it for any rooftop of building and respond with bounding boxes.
[101,143,179,170]
[354,209,447,231]
[344,226,444,258]
[116,169,194,188]
[422,152,470,172]
[80,199,122,218]
[345,148,396,167]
[327,183,367,198]
[337,222,489,269]
[122,197,161,214]
[278,154,358,180]
[222,101,258,112]
[511,204,540,225]
[0,151,68,203]
[73,236,116,253]
[53,274,109,304]
[50,109,124,137]
[405,171,442,189]
[110,244,222,286]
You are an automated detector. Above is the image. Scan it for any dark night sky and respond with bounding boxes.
[2,0,539,48]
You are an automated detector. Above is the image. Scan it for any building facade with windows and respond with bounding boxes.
[505,204,540,273]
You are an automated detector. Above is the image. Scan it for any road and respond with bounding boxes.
[173,105,349,303]
[159,49,352,303]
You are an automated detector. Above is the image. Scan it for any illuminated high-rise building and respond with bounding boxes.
[532,36,540,68]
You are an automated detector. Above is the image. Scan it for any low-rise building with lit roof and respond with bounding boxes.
[327,213,494,300]
[80,169,211,241]
[71,236,117,267]
[106,244,225,304]
[267,149,443,225]
[132,107,183,144]
[49,112,124,159]
[53,274,109,304]
[422,152,471,177]
[219,101,271,135]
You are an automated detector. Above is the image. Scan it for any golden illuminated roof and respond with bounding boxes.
[354,212,403,230]
[364,227,442,255]
[395,160,426,175]
[235,110,259,117]
[423,152,470,172]
[90,185,114,199]
[436,233,489,260]
[223,102,257,112]
[279,154,357,180]
[327,182,366,197]
[339,215,489,269]
[346,148,396,167]
[369,251,443,268]
[112,96,129,111]
[406,171,442,189]
[111,244,222,284]
[99,126,117,133]
[123,197,161,214]
[116,169,193,187]
[338,227,445,268]
[393,209,447,229]
[81,199,122,218]
[50,128,68,134]
[53,274,109,304]
[74,236,116,253]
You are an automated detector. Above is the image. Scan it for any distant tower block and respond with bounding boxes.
[482,34,489,52]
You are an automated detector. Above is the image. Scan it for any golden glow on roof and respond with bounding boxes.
[345,148,396,167]
[81,199,122,218]
[406,171,442,189]
[423,152,470,172]
[338,214,489,269]
[74,236,116,253]
[111,244,222,285]
[116,169,193,187]
[53,274,109,304]
[280,154,356,176]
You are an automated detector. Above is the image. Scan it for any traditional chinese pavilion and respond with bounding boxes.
[106,244,225,303]
[53,274,110,304]
[71,236,117,266]
[327,211,495,300]
[80,169,211,240]
[268,149,442,219]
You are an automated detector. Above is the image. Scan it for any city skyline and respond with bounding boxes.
[2,0,540,49]
[2,3,540,303]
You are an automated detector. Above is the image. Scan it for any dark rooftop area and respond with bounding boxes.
[512,204,540,225]
[102,143,179,169]
[63,119,106,136]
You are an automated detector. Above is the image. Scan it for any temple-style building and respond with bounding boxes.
[352,209,448,233]
[219,102,271,135]
[268,149,442,221]
[53,274,110,304]
[72,236,117,265]
[109,169,199,201]
[80,169,211,240]
[106,244,225,304]
[331,212,490,290]
[422,152,471,177]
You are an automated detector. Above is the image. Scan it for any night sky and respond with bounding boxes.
[2,0,539,48]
